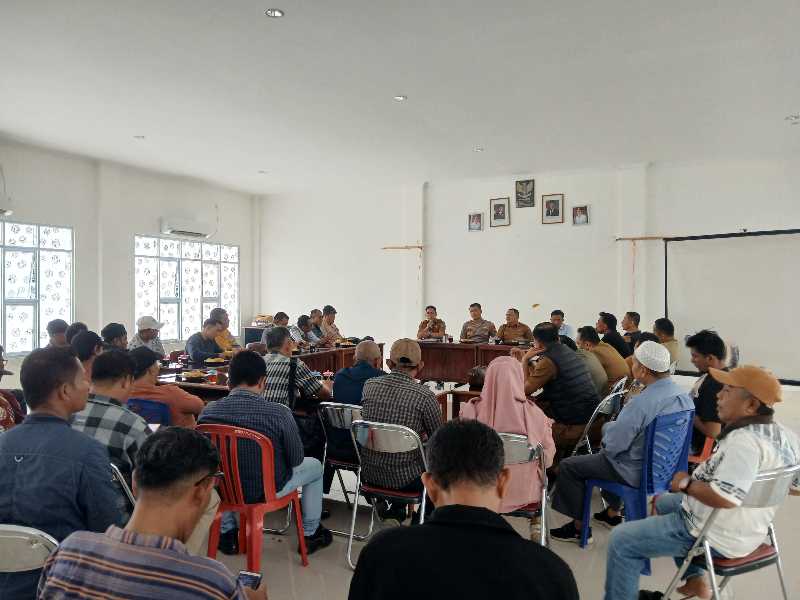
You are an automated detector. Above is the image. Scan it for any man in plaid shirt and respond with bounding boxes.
[361,339,442,507]
[262,327,332,408]
[71,350,149,481]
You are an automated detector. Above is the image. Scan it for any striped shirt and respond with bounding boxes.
[37,525,248,599]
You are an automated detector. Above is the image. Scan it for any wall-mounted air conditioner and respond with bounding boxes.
[160,217,214,239]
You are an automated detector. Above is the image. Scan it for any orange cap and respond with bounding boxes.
[709,365,782,407]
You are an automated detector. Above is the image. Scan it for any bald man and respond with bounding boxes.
[333,341,386,406]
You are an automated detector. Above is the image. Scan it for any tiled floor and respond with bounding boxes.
[218,380,800,599]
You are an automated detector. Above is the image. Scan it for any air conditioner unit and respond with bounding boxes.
[160,217,214,239]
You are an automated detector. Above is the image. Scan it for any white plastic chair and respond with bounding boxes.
[498,433,549,546]
[110,463,136,507]
[571,377,628,456]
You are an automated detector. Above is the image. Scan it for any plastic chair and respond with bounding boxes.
[346,420,428,570]
[126,398,171,426]
[109,463,136,508]
[0,525,58,573]
[688,436,715,465]
[498,433,549,547]
[168,350,183,362]
[198,424,309,573]
[662,464,800,599]
[318,402,362,516]
[580,408,694,564]
[571,377,629,457]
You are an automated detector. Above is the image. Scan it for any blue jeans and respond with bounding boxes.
[605,493,707,600]
[221,457,324,536]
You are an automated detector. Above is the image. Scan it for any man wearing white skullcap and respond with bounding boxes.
[549,341,694,543]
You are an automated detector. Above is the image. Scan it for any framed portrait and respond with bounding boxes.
[489,197,511,227]
[541,193,564,224]
[515,179,535,208]
[572,205,589,226]
[467,212,484,232]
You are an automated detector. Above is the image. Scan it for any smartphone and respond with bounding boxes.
[237,570,262,589]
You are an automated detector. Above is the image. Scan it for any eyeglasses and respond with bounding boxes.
[194,470,225,487]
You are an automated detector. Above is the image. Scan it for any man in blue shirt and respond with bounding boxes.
[0,346,123,597]
[185,318,223,365]
[549,341,694,543]
[333,340,385,405]
[550,309,575,340]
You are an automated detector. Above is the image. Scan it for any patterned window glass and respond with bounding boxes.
[38,251,72,346]
[5,305,35,353]
[4,251,36,300]
[39,226,73,251]
[5,223,38,248]
[134,236,238,342]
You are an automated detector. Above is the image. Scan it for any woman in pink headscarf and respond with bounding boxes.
[460,356,555,513]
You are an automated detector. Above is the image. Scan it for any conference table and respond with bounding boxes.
[419,341,528,384]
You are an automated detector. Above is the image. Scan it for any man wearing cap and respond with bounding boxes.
[128,316,167,356]
[609,365,800,600]
[320,305,344,341]
[549,341,694,544]
[360,339,442,522]
[459,303,497,344]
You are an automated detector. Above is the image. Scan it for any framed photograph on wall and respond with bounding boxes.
[572,205,589,225]
[490,197,511,227]
[515,179,535,208]
[541,194,564,224]
[467,212,484,232]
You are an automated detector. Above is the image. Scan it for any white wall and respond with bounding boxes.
[0,138,257,386]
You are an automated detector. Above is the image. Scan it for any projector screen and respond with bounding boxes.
[666,232,800,382]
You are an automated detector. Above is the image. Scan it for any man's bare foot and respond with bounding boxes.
[677,576,711,599]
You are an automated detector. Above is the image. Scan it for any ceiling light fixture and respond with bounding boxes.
[393,95,408,102]
[265,8,284,17]
[473,145,485,152]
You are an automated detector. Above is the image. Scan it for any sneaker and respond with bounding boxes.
[550,521,592,544]
[593,508,623,529]
[217,528,239,555]
[638,592,663,600]
[376,500,407,525]
[300,525,333,555]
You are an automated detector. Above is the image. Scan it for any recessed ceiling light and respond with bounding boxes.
[265,8,284,17]
[473,145,485,152]
[393,95,408,102]
[133,135,146,140]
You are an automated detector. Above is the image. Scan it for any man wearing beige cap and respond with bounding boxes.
[361,339,443,523]
[550,341,694,544]
[127,315,166,357]
[608,365,800,600]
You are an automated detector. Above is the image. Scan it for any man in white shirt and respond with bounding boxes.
[127,316,166,357]
[605,365,800,600]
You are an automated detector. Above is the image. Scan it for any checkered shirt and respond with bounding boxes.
[70,394,150,478]
[262,353,323,407]
[360,371,443,489]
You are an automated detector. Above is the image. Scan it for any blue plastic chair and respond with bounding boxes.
[126,398,172,426]
[580,409,694,570]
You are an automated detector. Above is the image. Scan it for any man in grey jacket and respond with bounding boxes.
[549,341,694,543]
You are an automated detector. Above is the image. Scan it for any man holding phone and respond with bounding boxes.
[37,427,267,600]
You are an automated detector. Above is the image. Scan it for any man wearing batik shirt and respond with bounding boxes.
[417,305,447,340]
[606,365,800,600]
[321,305,344,341]
[459,303,497,343]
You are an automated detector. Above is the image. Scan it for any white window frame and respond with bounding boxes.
[133,235,240,342]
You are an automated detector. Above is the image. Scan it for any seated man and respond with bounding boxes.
[349,419,579,600]
[550,309,575,340]
[199,351,332,554]
[516,323,599,458]
[333,340,386,405]
[289,314,315,349]
[577,325,631,395]
[417,305,447,340]
[497,307,533,343]
[46,318,69,347]
[569,335,607,394]
[128,315,166,356]
[459,302,497,343]
[685,329,726,454]
[654,316,680,365]
[129,347,205,427]
[71,330,104,376]
[210,307,239,351]
[259,311,289,345]
[0,344,24,427]
[549,341,693,543]
[596,311,632,358]
[320,305,344,341]
[65,321,88,345]
[186,318,223,365]
[608,365,800,600]
[37,427,266,600]
[621,311,642,352]
[361,339,442,519]
[467,365,487,391]
[71,350,150,481]
[0,347,122,597]
[101,322,129,351]
[309,308,325,339]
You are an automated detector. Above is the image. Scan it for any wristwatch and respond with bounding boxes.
[678,476,693,493]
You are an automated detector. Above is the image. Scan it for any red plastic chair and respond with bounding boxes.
[688,435,715,464]
[168,350,183,362]
[198,424,309,572]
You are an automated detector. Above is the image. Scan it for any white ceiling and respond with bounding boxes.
[1,0,798,194]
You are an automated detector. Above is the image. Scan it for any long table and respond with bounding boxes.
[419,342,528,383]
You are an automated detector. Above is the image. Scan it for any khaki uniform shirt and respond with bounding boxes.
[417,318,446,339]
[321,320,344,341]
[590,342,631,395]
[661,338,680,366]
[497,322,533,343]
[524,356,557,396]
[459,318,497,343]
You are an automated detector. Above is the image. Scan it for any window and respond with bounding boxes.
[134,236,239,341]
[0,222,74,353]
